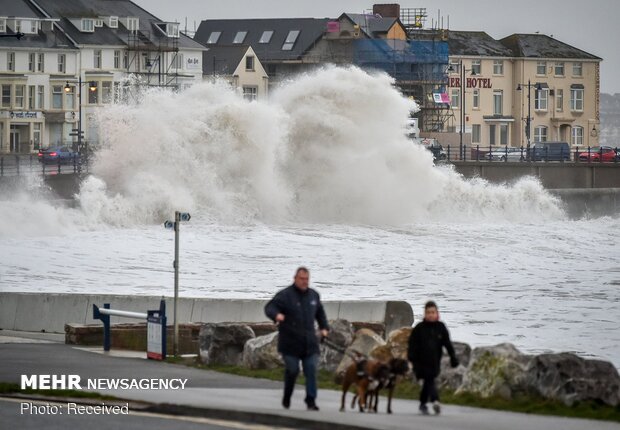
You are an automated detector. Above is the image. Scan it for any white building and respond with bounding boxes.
[0,0,205,153]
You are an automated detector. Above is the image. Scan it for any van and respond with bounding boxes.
[531,141,571,161]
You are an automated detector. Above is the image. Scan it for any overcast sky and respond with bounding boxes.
[134,0,620,94]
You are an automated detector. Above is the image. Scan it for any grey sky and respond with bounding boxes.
[134,0,619,94]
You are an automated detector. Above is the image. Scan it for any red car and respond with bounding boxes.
[578,146,618,162]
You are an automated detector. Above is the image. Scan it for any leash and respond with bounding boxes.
[321,337,367,360]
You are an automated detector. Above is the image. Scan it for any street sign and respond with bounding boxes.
[179,212,191,222]
[164,220,175,229]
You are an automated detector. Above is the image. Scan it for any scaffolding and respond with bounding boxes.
[126,29,181,89]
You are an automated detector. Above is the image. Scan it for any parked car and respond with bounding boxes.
[531,141,571,161]
[486,147,525,162]
[37,146,80,165]
[577,146,618,162]
[418,138,447,160]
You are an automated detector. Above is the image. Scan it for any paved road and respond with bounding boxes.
[0,338,618,430]
[0,398,291,430]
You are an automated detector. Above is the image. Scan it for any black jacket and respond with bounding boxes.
[264,284,329,357]
[407,320,457,379]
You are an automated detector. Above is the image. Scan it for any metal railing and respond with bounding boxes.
[0,154,89,177]
[428,145,620,164]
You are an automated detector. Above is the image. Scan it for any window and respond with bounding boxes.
[95,19,104,27]
[282,30,300,50]
[15,85,24,108]
[245,55,254,71]
[489,124,496,146]
[259,30,273,43]
[537,61,547,75]
[37,53,44,72]
[1,85,10,107]
[207,31,221,44]
[554,62,565,76]
[123,51,128,69]
[0,19,5,33]
[572,126,584,146]
[28,85,35,109]
[102,81,112,104]
[88,82,98,104]
[7,52,15,71]
[171,53,184,70]
[471,59,481,75]
[166,23,179,38]
[29,53,35,72]
[64,85,74,110]
[94,50,102,69]
[243,86,257,101]
[109,16,118,28]
[33,123,41,149]
[556,89,563,112]
[493,90,503,115]
[233,31,247,44]
[570,88,584,111]
[472,124,481,143]
[15,19,21,33]
[472,89,480,109]
[37,85,44,109]
[534,126,548,142]
[52,85,63,109]
[535,88,548,111]
[500,124,508,145]
[82,19,94,32]
[114,50,120,68]
[450,89,460,108]
[126,18,139,32]
[493,60,503,75]
[572,62,583,77]
[58,54,66,73]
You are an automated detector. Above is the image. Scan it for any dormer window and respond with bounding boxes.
[126,17,139,32]
[166,23,179,38]
[282,30,300,50]
[95,19,104,27]
[0,18,6,33]
[259,30,273,44]
[82,19,94,32]
[206,31,221,44]
[109,16,118,28]
[233,31,247,44]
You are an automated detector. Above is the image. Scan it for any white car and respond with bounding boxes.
[486,147,525,162]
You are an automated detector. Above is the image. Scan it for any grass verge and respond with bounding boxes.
[167,359,620,422]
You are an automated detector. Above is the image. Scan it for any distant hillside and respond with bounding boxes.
[600,93,620,147]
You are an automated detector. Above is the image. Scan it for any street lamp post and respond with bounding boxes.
[516,80,542,156]
[65,77,97,153]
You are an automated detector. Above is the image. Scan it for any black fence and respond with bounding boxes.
[0,154,89,177]
[429,145,620,164]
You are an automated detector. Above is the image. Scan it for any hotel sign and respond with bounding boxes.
[449,77,493,89]
[0,111,43,119]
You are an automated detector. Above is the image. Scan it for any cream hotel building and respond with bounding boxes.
[446,31,601,149]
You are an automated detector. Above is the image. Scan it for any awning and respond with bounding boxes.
[571,83,584,89]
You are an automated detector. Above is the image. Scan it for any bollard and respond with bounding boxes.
[447,145,451,161]
[463,145,467,161]
[504,145,508,162]
[587,146,591,163]
[93,303,112,351]
[476,145,480,161]
[575,146,579,163]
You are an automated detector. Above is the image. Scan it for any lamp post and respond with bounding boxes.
[448,60,476,160]
[65,77,97,153]
[516,80,542,155]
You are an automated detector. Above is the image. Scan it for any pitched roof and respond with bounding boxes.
[448,31,513,57]
[0,0,75,49]
[33,0,204,49]
[194,18,329,61]
[500,34,601,60]
[203,45,250,75]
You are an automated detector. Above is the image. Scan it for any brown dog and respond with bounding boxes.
[364,358,410,414]
[340,358,390,412]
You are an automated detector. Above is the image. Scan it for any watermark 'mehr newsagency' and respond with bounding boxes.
[21,375,188,390]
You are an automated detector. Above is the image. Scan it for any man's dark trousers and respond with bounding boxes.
[283,354,318,405]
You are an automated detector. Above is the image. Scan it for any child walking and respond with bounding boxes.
[407,301,459,415]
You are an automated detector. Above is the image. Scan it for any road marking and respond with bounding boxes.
[0,397,294,430]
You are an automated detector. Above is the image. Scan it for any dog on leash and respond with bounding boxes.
[340,357,391,412]
[349,358,411,414]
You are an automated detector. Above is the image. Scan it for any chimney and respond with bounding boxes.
[373,3,401,18]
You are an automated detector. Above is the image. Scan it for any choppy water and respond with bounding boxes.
[0,67,618,367]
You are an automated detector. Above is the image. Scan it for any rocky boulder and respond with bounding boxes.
[319,319,354,372]
[437,342,472,390]
[199,323,255,366]
[242,331,282,370]
[335,328,386,382]
[385,327,413,360]
[456,343,532,400]
[525,353,620,406]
